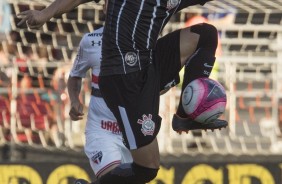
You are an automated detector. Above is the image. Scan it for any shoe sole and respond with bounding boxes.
[172,114,228,134]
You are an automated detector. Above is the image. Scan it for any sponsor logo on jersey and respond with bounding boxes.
[101,120,121,134]
[166,0,179,10]
[125,52,138,66]
[92,40,102,46]
[137,114,155,136]
[91,151,103,164]
[88,33,103,37]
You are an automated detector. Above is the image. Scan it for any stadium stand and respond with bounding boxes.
[0,0,282,159]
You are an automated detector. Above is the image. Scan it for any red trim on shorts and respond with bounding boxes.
[92,74,99,84]
[96,160,121,177]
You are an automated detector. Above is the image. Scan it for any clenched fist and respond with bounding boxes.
[69,102,84,121]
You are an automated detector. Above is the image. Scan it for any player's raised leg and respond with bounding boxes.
[173,23,228,132]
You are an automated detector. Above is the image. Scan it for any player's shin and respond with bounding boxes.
[176,48,216,118]
[176,23,218,119]
[172,22,228,132]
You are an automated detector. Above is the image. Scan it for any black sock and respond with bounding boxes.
[176,48,216,118]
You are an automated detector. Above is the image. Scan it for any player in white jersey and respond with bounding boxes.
[68,25,133,178]
[67,1,132,178]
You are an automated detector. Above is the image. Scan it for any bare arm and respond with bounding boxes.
[17,0,92,29]
[41,0,92,19]
[67,76,84,121]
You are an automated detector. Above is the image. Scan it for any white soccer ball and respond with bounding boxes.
[182,77,227,124]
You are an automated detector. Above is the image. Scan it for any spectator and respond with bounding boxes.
[0,0,11,41]
[0,44,9,65]
[0,69,10,87]
[0,44,11,87]
[20,73,33,89]
[40,67,70,147]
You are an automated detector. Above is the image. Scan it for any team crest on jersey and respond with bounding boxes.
[91,151,103,165]
[125,52,138,66]
[137,114,155,136]
[166,0,179,10]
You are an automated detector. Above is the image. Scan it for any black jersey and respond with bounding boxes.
[100,0,212,76]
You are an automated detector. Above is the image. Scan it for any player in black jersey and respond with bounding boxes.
[18,0,227,183]
[98,1,227,183]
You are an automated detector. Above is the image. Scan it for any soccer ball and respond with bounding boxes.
[182,77,227,124]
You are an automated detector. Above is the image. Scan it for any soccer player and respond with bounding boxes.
[68,2,133,180]
[17,0,228,183]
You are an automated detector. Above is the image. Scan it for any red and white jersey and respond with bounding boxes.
[70,27,131,177]
[70,27,103,89]
[70,27,121,136]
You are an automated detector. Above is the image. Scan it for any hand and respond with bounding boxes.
[17,10,49,29]
[69,102,84,121]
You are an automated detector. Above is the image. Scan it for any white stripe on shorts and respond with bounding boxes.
[118,106,137,149]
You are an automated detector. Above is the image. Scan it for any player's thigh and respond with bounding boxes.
[130,137,160,169]
[95,136,133,178]
[156,27,200,91]
[179,27,199,64]
[89,161,120,178]
[98,136,133,177]
[84,134,124,177]
[120,143,133,163]
[99,66,161,148]
[156,29,182,91]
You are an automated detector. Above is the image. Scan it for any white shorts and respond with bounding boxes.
[84,133,133,177]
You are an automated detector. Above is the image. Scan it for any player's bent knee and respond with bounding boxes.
[132,162,159,183]
[190,23,218,52]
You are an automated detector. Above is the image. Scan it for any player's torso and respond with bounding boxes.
[85,27,103,77]
[100,0,212,76]
[71,27,103,79]
[79,27,122,136]
[100,0,181,75]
